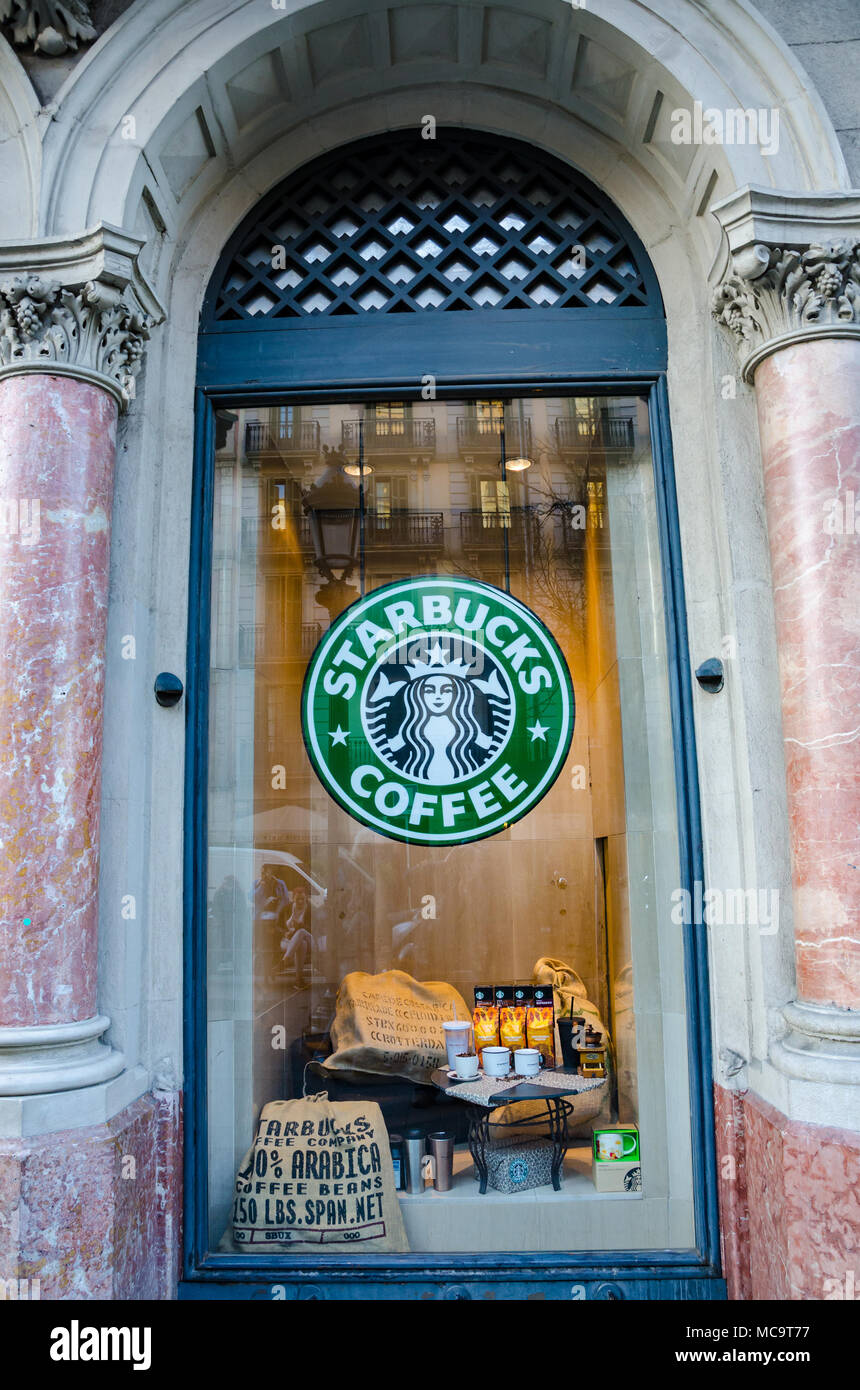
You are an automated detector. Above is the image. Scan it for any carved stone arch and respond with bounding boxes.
[0,32,42,237]
[30,0,850,260]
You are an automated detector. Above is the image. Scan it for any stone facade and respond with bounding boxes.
[715,1085,860,1300]
[0,1090,181,1299]
[0,0,857,1299]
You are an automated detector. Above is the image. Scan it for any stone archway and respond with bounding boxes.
[0,0,857,1300]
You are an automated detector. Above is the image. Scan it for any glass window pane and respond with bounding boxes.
[206,396,693,1255]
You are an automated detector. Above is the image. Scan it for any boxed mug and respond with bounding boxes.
[591,1124,641,1193]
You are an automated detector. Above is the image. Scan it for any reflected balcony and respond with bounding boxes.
[365,510,444,550]
[459,506,539,550]
[554,417,634,452]
[341,419,436,454]
[245,420,321,456]
[241,513,313,551]
[238,621,325,666]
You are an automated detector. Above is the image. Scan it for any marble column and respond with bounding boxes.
[753,339,860,1010]
[711,188,860,1299]
[0,374,117,1033]
[0,228,159,1096]
[0,227,181,1298]
[712,196,860,1047]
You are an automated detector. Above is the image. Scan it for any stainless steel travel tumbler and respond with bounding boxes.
[403,1128,426,1194]
[428,1131,455,1192]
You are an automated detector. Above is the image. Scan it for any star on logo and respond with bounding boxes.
[328,725,349,746]
[527,720,549,742]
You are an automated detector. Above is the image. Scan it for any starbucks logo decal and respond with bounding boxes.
[302,577,574,845]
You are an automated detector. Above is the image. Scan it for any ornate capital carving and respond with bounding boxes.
[710,187,860,381]
[0,0,96,54]
[0,224,163,411]
[0,275,150,408]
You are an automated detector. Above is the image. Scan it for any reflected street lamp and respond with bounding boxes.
[302,447,361,619]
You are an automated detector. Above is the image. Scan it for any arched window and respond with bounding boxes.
[187,130,718,1299]
[197,130,665,388]
[205,132,655,321]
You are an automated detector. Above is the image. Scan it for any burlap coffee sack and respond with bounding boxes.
[231,1092,409,1253]
[323,969,470,1085]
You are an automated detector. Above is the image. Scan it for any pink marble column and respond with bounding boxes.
[0,373,117,1027]
[753,338,860,1009]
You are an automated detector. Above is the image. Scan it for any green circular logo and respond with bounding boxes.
[302,577,574,845]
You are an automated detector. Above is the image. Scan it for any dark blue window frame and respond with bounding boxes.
[181,135,724,1301]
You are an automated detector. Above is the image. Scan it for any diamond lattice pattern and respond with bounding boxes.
[210,133,651,321]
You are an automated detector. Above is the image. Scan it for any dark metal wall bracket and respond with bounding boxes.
[695,659,724,693]
[154,672,184,707]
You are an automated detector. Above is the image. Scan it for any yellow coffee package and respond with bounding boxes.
[498,985,529,1053]
[499,997,527,1051]
[527,1005,555,1065]
[526,983,555,1066]
[473,987,499,1064]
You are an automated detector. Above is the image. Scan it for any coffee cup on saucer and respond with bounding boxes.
[453,1052,479,1080]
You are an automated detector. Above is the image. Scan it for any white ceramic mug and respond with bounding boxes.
[454,1052,479,1079]
[514,1047,541,1076]
[482,1046,511,1077]
[597,1131,638,1161]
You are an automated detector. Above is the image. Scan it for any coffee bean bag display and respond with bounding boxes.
[533,956,607,1061]
[489,957,611,1139]
[230,1093,409,1253]
[322,969,471,1085]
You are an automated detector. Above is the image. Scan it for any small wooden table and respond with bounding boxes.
[430,1066,603,1194]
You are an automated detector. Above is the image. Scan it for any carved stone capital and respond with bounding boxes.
[710,187,860,381]
[0,224,164,411]
[0,0,96,55]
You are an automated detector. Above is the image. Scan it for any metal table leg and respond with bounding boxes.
[466,1106,490,1194]
[548,1098,570,1190]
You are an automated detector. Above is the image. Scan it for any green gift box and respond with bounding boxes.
[592,1124,640,1163]
[591,1125,641,1192]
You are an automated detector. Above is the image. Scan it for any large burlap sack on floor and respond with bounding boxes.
[231,1093,409,1253]
[323,969,470,1085]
